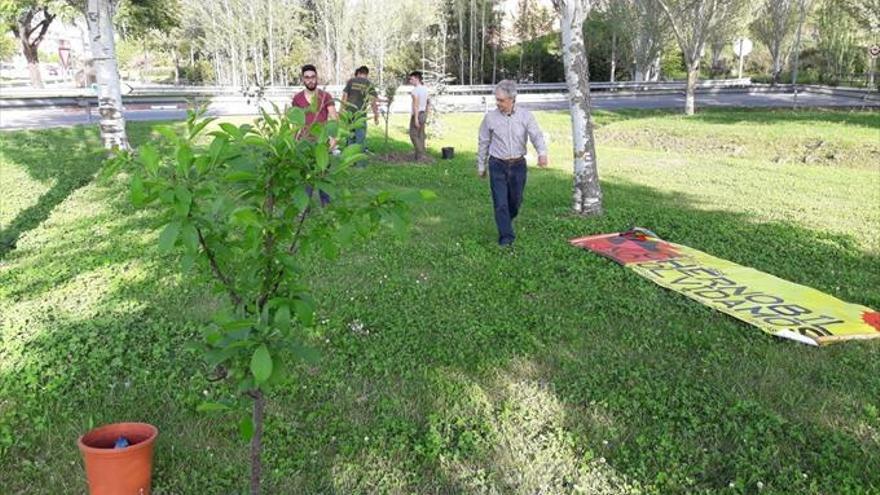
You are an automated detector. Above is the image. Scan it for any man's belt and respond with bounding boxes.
[491,155,525,164]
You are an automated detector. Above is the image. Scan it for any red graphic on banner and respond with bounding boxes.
[570,232,681,265]
[863,311,880,332]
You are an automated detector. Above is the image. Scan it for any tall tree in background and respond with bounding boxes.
[514,0,554,82]
[789,0,813,89]
[843,0,880,87]
[706,0,750,77]
[606,0,668,81]
[657,0,748,115]
[815,0,862,83]
[85,0,128,149]
[552,0,602,215]
[2,0,58,88]
[751,0,798,85]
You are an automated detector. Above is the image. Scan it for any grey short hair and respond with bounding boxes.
[495,80,517,99]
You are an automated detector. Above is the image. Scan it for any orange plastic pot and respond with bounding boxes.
[77,422,158,495]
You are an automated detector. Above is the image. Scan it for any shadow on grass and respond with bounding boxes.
[0,124,158,259]
[1,125,878,493]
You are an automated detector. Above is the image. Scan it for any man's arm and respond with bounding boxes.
[411,93,420,128]
[477,115,491,177]
[526,111,548,167]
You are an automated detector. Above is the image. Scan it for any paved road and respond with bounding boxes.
[1,91,876,131]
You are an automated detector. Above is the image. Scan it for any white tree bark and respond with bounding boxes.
[458,0,465,83]
[268,0,276,86]
[469,0,475,84]
[657,0,739,115]
[609,0,668,82]
[752,0,797,85]
[480,0,486,84]
[790,0,812,103]
[553,0,603,216]
[86,0,129,150]
[610,31,617,82]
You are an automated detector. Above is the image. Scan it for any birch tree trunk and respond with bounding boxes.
[173,49,180,85]
[790,0,810,103]
[553,0,603,216]
[268,0,275,86]
[223,0,239,87]
[86,0,129,150]
[685,64,699,115]
[379,37,385,86]
[610,31,617,82]
[458,1,465,83]
[469,0,475,84]
[480,0,486,84]
[657,0,727,116]
[492,43,497,84]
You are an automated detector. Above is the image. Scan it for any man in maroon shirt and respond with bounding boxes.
[291,64,338,139]
[292,64,337,205]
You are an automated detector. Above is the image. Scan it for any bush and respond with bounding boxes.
[180,60,215,85]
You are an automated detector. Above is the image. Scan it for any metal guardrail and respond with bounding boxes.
[441,78,754,94]
[1,78,752,100]
[750,83,880,102]
[5,78,877,112]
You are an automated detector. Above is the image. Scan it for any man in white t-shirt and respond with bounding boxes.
[408,71,429,160]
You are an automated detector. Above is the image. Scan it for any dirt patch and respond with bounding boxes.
[596,127,879,169]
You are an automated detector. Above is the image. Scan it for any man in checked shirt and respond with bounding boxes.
[476,80,549,247]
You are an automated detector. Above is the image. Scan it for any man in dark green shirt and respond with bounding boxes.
[341,66,380,153]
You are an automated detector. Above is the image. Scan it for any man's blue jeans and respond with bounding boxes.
[349,122,368,166]
[352,123,367,147]
[488,156,527,246]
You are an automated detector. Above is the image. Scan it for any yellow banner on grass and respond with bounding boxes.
[571,230,880,346]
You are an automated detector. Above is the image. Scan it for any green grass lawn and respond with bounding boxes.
[1,108,879,494]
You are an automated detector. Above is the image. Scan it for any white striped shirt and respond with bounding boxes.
[476,107,548,173]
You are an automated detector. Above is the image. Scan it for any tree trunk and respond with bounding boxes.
[650,54,661,81]
[250,390,265,495]
[21,41,44,89]
[141,40,148,84]
[268,0,275,86]
[869,57,876,90]
[492,44,497,84]
[481,2,488,84]
[685,64,698,115]
[469,0,475,84]
[173,50,180,86]
[223,0,239,86]
[322,14,333,84]
[518,42,525,81]
[86,0,129,150]
[458,3,465,83]
[15,11,55,89]
[769,37,782,86]
[790,0,808,103]
[555,0,602,216]
[335,36,342,84]
[379,37,385,86]
[610,31,617,83]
